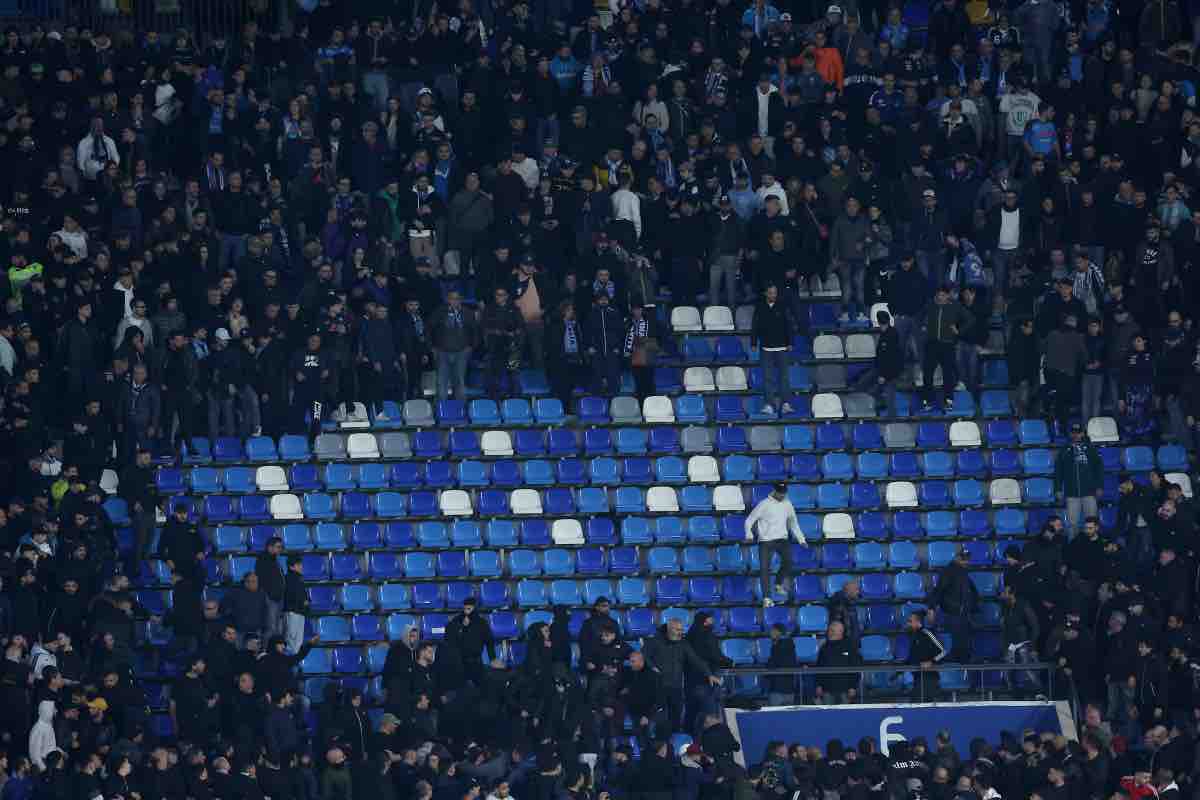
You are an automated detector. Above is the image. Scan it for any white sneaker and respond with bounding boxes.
[760,404,775,416]
[781,402,795,414]
[762,598,775,608]
[252,426,262,437]
[855,312,869,322]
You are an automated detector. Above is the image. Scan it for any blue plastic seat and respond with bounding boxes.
[648,547,680,574]
[213,437,245,463]
[578,488,611,515]
[655,577,686,605]
[995,509,1027,537]
[681,486,713,512]
[960,510,989,539]
[450,431,481,457]
[557,458,587,485]
[331,553,364,581]
[1018,420,1050,446]
[728,607,760,633]
[817,484,849,509]
[850,482,881,509]
[190,468,221,494]
[340,492,372,520]
[314,523,348,551]
[715,396,746,422]
[352,614,384,642]
[988,449,1019,476]
[675,395,708,423]
[852,422,883,450]
[1123,445,1155,472]
[204,495,236,523]
[956,450,987,477]
[688,516,719,543]
[438,400,468,426]
[615,487,646,514]
[223,467,255,494]
[821,453,855,481]
[888,541,919,569]
[502,398,534,426]
[1022,449,1055,475]
[322,464,355,491]
[509,550,541,577]
[716,545,747,573]
[756,455,787,482]
[412,432,445,458]
[953,479,986,507]
[652,456,686,484]
[514,430,546,457]
[854,542,885,570]
[861,635,893,662]
[610,547,639,574]
[895,572,925,599]
[782,425,813,451]
[856,453,888,480]
[970,572,1001,596]
[654,367,682,393]
[534,398,566,425]
[716,426,748,453]
[797,605,829,632]
[616,428,648,454]
[788,454,819,481]
[588,458,620,485]
[986,420,1018,447]
[357,463,389,490]
[579,397,610,424]
[520,460,553,486]
[922,451,953,478]
[482,583,512,610]
[415,522,449,549]
[456,460,489,487]
[371,492,403,519]
[917,481,949,507]
[547,429,578,456]
[578,548,608,574]
[478,490,511,517]
[1024,478,1054,504]
[917,423,949,449]
[682,546,715,573]
[238,495,269,521]
[648,428,680,454]
[1158,444,1188,471]
[468,399,501,425]
[544,488,576,515]
[522,520,552,546]
[815,423,845,450]
[412,584,444,610]
[516,580,548,607]
[654,517,686,544]
[617,577,650,606]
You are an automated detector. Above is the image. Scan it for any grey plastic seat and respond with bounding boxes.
[814,364,847,390]
[883,422,916,449]
[842,393,877,419]
[735,305,755,331]
[681,426,714,454]
[314,433,347,461]
[749,426,783,452]
[380,432,413,459]
[403,399,435,427]
[611,396,643,425]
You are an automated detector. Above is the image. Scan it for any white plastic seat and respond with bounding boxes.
[684,367,716,392]
[340,401,371,429]
[1167,473,1194,498]
[647,486,680,513]
[270,493,304,520]
[845,333,877,359]
[256,466,289,492]
[510,489,543,515]
[714,484,746,512]
[347,432,380,459]
[672,306,703,332]
[481,430,515,456]
[440,489,474,516]
[813,334,845,360]
[1086,417,1120,444]
[715,366,748,391]
[703,306,735,331]
[988,478,1022,505]
[552,519,585,545]
[643,395,676,424]
[687,455,720,483]
[822,512,855,540]
[885,482,918,509]
[812,393,845,420]
[949,421,982,448]
[100,469,119,495]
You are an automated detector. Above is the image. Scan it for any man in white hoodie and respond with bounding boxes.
[28,700,57,771]
[53,212,88,260]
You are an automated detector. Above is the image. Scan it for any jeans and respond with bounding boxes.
[992,248,1018,295]
[915,248,943,280]
[436,348,470,401]
[1106,679,1136,722]
[362,69,391,113]
[956,343,981,392]
[837,259,866,316]
[265,597,283,638]
[1066,495,1099,540]
[1011,378,1036,418]
[758,539,793,600]
[893,314,921,377]
[1081,374,1104,424]
[1004,642,1042,691]
[220,233,247,271]
[922,340,957,404]
[761,348,789,407]
[592,353,622,395]
[709,254,739,308]
[852,368,899,417]
[285,611,306,655]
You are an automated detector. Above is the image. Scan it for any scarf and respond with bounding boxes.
[593,279,614,299]
[411,312,424,338]
[193,340,209,359]
[448,307,463,329]
[656,156,676,189]
[624,317,648,356]
[564,319,579,354]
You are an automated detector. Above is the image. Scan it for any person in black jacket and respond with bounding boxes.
[255,537,286,639]
[444,597,496,688]
[906,611,948,701]
[586,292,625,395]
[850,309,903,417]
[929,549,979,663]
[751,285,795,416]
[160,502,206,583]
[684,613,732,731]
[765,623,798,706]
[117,446,157,576]
[816,620,862,704]
[886,253,928,383]
[1134,637,1169,724]
[282,556,309,655]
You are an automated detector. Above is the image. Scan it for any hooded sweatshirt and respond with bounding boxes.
[29,701,56,771]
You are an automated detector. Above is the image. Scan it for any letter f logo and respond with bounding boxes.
[880,716,906,756]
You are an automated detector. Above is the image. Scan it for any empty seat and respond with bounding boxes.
[886,482,918,508]
[647,486,680,512]
[949,421,982,447]
[552,519,585,545]
[1018,420,1050,446]
[684,367,716,392]
[884,423,916,449]
[989,478,1022,505]
[703,306,735,331]
[822,513,855,539]
[1022,449,1054,475]
[511,489,543,515]
[439,490,473,516]
[714,485,746,512]
[845,333,877,359]
[270,494,304,520]
[813,334,845,360]
[256,466,288,492]
[644,396,675,424]
[812,393,844,419]
[716,366,748,391]
[347,433,380,460]
[314,434,347,461]
[682,426,714,453]
[672,306,703,332]
[688,456,720,483]
[481,431,514,456]
[611,396,643,425]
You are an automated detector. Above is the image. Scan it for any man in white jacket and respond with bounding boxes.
[744,481,806,607]
[76,117,119,183]
[611,172,642,241]
[28,700,57,771]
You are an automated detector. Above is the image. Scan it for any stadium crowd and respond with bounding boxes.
[0,0,1194,795]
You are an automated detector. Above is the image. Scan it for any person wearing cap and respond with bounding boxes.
[751,285,795,417]
[921,284,972,411]
[1043,310,1087,428]
[430,289,479,403]
[928,547,978,663]
[912,187,949,281]
[744,482,806,606]
[287,331,332,437]
[709,193,746,309]
[481,285,526,399]
[1054,422,1104,539]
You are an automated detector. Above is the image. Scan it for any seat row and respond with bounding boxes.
[670,303,890,335]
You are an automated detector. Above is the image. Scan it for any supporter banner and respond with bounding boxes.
[724,701,1075,766]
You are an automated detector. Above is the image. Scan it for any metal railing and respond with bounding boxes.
[0,0,265,39]
[715,662,1059,705]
